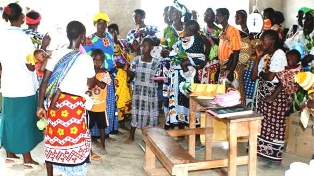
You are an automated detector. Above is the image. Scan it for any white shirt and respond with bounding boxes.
[258,49,287,83]
[0,27,38,97]
[45,48,95,97]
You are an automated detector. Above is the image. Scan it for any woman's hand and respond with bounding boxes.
[255,44,263,58]
[41,33,51,51]
[112,30,118,44]
[300,99,314,110]
[116,62,125,69]
[161,48,170,58]
[36,108,47,119]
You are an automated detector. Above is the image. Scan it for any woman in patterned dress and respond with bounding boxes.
[37,21,96,176]
[252,30,289,163]
[201,8,221,84]
[161,5,193,131]
[235,10,252,106]
[124,37,159,144]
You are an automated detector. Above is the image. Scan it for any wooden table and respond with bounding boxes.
[168,96,263,176]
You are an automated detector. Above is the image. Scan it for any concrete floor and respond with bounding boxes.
[0,114,311,176]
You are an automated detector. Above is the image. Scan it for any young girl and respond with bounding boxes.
[124,37,159,144]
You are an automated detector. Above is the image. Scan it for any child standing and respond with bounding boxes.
[124,37,159,144]
[180,20,210,87]
[88,49,111,159]
[264,49,303,103]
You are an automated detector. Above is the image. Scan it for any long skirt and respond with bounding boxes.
[115,69,132,121]
[45,93,90,168]
[0,95,43,153]
[254,80,290,161]
[165,65,200,126]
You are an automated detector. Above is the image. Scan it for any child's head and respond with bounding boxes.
[108,23,119,35]
[141,37,154,55]
[286,49,301,67]
[34,49,48,63]
[184,20,200,37]
[91,49,104,69]
[151,37,161,46]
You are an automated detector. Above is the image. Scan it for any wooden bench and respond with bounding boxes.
[142,127,198,176]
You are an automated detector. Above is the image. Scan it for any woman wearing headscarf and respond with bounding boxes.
[24,10,50,50]
[160,1,205,149]
[285,9,314,112]
[0,3,43,173]
[84,12,118,142]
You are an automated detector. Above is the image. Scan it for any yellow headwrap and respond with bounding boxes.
[93,12,110,25]
[295,72,314,91]
[26,51,39,65]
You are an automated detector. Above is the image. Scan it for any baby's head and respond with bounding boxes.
[184,20,200,37]
[33,49,48,63]
[286,49,301,67]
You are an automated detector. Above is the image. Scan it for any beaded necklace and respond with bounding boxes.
[219,24,230,45]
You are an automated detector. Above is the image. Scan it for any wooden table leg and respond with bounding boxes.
[189,98,197,157]
[205,113,213,160]
[189,111,196,158]
[248,120,259,176]
[228,122,238,176]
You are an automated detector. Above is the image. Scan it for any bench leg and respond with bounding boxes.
[144,143,156,169]
[174,167,188,176]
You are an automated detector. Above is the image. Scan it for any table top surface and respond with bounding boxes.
[190,96,264,122]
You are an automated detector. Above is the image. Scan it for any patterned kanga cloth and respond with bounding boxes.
[276,64,302,95]
[45,93,91,165]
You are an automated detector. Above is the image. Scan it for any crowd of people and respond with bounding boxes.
[0,1,314,175]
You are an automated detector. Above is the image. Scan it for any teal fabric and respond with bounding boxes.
[0,95,43,153]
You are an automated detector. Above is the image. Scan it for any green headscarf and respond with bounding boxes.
[306,9,314,17]
[299,7,310,14]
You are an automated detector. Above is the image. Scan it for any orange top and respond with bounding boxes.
[90,72,108,112]
[218,25,241,61]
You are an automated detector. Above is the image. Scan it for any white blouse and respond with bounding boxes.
[257,49,287,83]
[45,48,95,97]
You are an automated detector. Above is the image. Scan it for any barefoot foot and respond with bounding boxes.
[124,137,134,144]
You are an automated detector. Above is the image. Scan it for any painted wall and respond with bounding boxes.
[99,0,141,39]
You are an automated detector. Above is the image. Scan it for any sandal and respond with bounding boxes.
[5,157,23,167]
[24,162,41,173]
[91,153,102,161]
